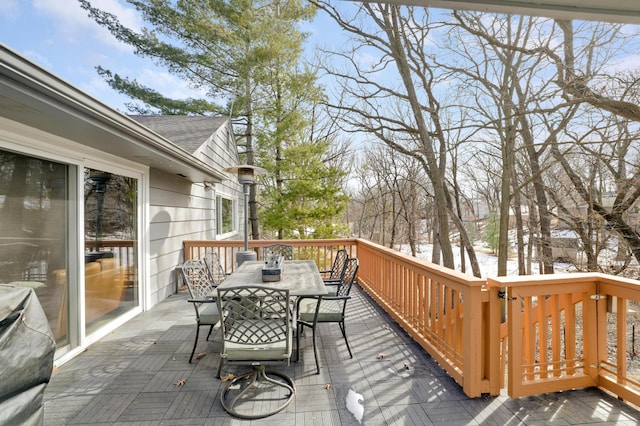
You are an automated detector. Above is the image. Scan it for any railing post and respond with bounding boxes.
[484,285,502,396]
[463,284,484,397]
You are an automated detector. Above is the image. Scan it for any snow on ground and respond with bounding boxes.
[399,243,575,278]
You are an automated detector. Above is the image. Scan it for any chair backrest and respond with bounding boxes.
[327,249,349,281]
[262,244,294,261]
[203,250,227,284]
[217,286,291,359]
[337,257,359,297]
[181,259,216,300]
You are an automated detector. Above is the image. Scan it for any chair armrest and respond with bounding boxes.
[295,295,350,327]
[295,295,320,311]
[296,294,318,302]
[318,295,350,302]
[296,294,350,302]
[187,297,216,303]
[323,280,341,294]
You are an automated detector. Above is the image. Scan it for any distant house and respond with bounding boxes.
[550,235,581,263]
[0,44,242,365]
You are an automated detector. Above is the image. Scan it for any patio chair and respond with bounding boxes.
[262,243,294,261]
[216,285,295,419]
[320,249,349,294]
[202,250,229,284]
[296,257,359,374]
[180,259,220,363]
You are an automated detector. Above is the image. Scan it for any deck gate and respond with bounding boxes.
[491,274,640,406]
[503,278,599,397]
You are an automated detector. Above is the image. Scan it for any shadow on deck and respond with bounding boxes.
[44,285,640,425]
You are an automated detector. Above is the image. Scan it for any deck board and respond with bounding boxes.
[44,285,640,425]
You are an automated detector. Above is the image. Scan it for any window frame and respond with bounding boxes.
[216,194,237,238]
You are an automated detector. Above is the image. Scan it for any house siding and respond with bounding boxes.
[147,119,242,306]
[148,169,215,305]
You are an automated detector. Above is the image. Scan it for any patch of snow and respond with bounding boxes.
[345,389,364,424]
[400,244,576,278]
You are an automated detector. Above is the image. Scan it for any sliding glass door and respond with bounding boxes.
[83,168,138,335]
[0,149,71,346]
[0,148,142,351]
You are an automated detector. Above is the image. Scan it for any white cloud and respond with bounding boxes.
[21,50,53,69]
[32,0,143,51]
[0,0,21,18]
[137,68,209,100]
[81,74,116,97]
[608,54,640,74]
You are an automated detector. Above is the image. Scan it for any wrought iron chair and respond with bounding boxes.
[202,250,229,284]
[320,248,348,279]
[216,285,294,419]
[180,259,220,363]
[296,257,359,374]
[320,249,349,294]
[262,244,294,261]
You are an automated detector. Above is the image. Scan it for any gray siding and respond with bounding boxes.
[147,119,242,306]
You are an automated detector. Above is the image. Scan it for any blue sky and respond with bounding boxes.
[4,1,640,117]
[1,0,154,111]
[0,0,343,113]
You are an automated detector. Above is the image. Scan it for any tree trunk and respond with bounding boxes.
[381,5,455,268]
[510,170,526,275]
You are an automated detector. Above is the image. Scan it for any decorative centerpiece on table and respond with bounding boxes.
[262,254,285,282]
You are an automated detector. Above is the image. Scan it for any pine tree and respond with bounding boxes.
[79,0,349,237]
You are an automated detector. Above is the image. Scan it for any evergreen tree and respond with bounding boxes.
[79,0,349,237]
[259,136,349,238]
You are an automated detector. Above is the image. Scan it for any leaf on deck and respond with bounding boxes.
[221,373,235,381]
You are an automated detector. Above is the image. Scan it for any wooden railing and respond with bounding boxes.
[488,273,640,405]
[182,238,640,405]
[355,239,496,397]
[183,239,359,275]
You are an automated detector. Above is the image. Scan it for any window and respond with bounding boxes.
[217,196,235,235]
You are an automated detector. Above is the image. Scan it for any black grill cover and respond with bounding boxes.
[0,284,55,425]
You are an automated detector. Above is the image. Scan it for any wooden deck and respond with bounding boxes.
[44,285,640,425]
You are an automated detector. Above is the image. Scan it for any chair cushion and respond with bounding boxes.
[199,302,220,324]
[298,298,344,322]
[323,284,338,297]
[223,321,292,361]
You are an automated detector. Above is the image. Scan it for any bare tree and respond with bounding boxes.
[545,20,640,271]
[313,2,640,276]
[440,12,568,275]
[312,1,482,275]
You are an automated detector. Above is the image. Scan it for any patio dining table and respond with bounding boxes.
[218,260,327,298]
[217,259,327,366]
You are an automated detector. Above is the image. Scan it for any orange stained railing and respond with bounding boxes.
[488,273,640,406]
[355,239,496,397]
[183,239,359,275]
[182,238,640,406]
